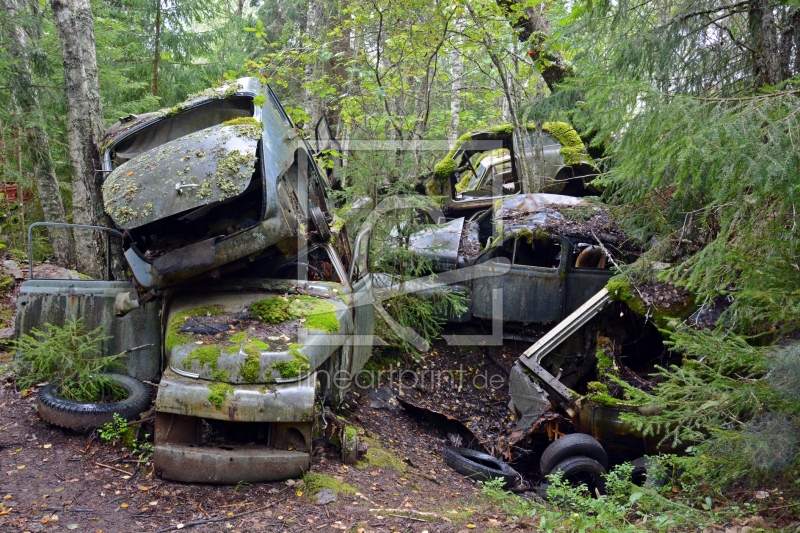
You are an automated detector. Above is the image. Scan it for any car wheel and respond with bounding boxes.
[310,206,332,242]
[539,433,608,475]
[551,455,607,495]
[443,446,518,488]
[38,373,151,431]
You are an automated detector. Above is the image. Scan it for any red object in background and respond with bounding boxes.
[0,183,32,203]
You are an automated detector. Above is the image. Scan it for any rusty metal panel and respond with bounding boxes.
[272,422,313,452]
[154,443,309,483]
[563,268,615,316]
[406,218,465,270]
[470,260,564,323]
[156,369,316,422]
[103,123,259,229]
[164,291,353,384]
[15,280,161,381]
[154,412,201,446]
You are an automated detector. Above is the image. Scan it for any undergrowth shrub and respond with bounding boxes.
[620,327,800,490]
[13,318,126,402]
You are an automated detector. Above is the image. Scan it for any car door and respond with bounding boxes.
[470,235,566,324]
[348,228,374,377]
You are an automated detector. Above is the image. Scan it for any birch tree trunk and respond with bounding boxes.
[50,0,108,277]
[447,41,463,144]
[3,0,75,265]
[304,0,324,132]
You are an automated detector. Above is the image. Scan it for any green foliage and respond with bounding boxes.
[98,413,130,444]
[251,297,291,323]
[478,463,720,532]
[13,319,125,402]
[619,328,800,489]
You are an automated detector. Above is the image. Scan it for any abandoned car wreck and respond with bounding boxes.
[15,77,695,493]
[16,77,375,484]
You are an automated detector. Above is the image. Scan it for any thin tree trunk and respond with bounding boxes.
[3,0,75,265]
[153,0,161,96]
[447,42,463,144]
[304,0,323,132]
[50,0,107,277]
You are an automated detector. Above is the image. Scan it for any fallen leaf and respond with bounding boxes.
[126,172,134,177]
[2,494,10,500]
[467,525,476,529]
[149,501,158,506]
[43,444,52,449]
[16,465,25,470]
[67,524,79,530]
[120,503,129,508]
[139,486,149,492]
[54,487,64,493]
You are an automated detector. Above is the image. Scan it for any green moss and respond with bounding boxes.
[542,121,592,166]
[303,473,357,496]
[253,94,266,106]
[196,179,212,199]
[224,344,240,355]
[0,274,13,296]
[433,158,457,181]
[184,345,221,371]
[240,350,261,382]
[165,306,223,351]
[272,344,311,378]
[288,295,340,333]
[514,227,548,246]
[252,295,340,333]
[251,297,291,323]
[606,275,694,328]
[216,149,257,182]
[356,436,407,472]
[229,331,247,343]
[223,117,262,139]
[248,338,270,350]
[488,123,514,136]
[587,381,608,395]
[207,382,234,409]
[211,369,229,381]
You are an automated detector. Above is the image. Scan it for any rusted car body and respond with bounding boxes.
[17,78,375,483]
[420,124,599,218]
[389,193,634,329]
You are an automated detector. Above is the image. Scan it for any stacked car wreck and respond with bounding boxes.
[16,78,375,484]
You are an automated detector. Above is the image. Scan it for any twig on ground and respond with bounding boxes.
[387,513,427,521]
[95,462,130,475]
[369,508,451,522]
[146,498,287,533]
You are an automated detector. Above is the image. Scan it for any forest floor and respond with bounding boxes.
[1,266,798,533]
[0,341,532,533]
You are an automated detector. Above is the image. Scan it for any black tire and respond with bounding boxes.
[443,446,518,488]
[539,433,608,475]
[38,373,151,431]
[310,206,331,242]
[551,455,607,495]
[630,457,668,488]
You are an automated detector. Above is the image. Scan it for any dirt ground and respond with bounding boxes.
[0,341,537,533]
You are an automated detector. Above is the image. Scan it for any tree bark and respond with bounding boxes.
[50,0,108,277]
[3,0,75,265]
[152,0,161,96]
[447,42,463,143]
[304,0,324,132]
[495,0,571,92]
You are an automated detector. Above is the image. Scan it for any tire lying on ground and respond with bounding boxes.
[443,446,518,488]
[551,455,608,495]
[38,373,151,431]
[539,433,608,475]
